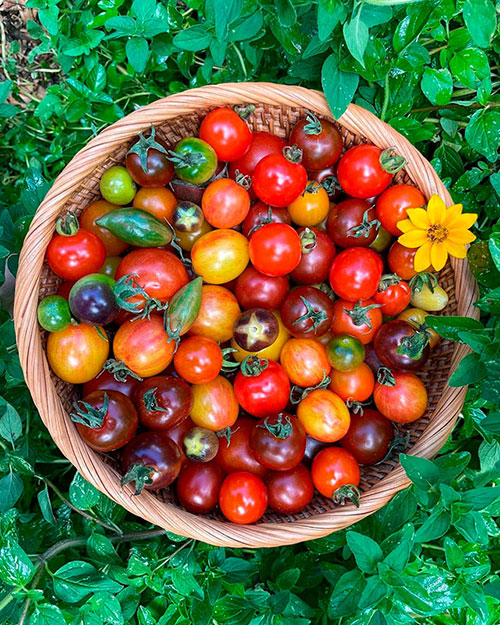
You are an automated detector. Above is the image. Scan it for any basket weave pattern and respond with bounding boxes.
[14,84,478,547]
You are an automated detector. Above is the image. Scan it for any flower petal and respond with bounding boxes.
[445,240,467,258]
[426,195,447,225]
[443,203,463,226]
[446,212,478,230]
[398,230,428,248]
[447,229,477,244]
[414,242,432,272]
[406,208,430,229]
[397,219,414,233]
[430,242,448,271]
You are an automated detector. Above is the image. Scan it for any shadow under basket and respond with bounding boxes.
[14,83,478,548]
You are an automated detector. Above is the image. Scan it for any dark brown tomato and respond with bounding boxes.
[166,417,195,464]
[241,202,291,238]
[290,227,336,285]
[82,370,139,401]
[266,464,314,514]
[126,135,174,187]
[289,115,343,170]
[374,320,430,372]
[308,165,342,201]
[340,409,393,465]
[176,460,224,513]
[135,376,193,431]
[215,418,268,478]
[249,413,306,471]
[303,435,331,466]
[327,199,379,248]
[233,308,279,351]
[280,286,333,339]
[364,342,385,375]
[234,265,289,310]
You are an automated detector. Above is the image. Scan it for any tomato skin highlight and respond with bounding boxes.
[234,360,290,418]
[252,153,307,207]
[47,228,106,281]
[337,145,393,199]
[376,184,425,236]
[174,336,222,384]
[340,409,393,465]
[374,372,428,423]
[190,376,239,431]
[191,229,249,284]
[219,472,268,524]
[202,178,250,228]
[215,418,268,477]
[188,285,241,342]
[297,389,350,443]
[329,247,383,302]
[199,107,252,162]
[176,460,224,514]
[266,464,314,514]
[312,447,360,498]
[329,362,375,403]
[249,223,302,277]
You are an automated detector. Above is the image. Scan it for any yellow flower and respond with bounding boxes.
[397,194,477,272]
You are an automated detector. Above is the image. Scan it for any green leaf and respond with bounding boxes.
[400,454,440,490]
[221,557,258,583]
[449,353,487,387]
[80,592,123,625]
[211,0,239,40]
[378,489,418,533]
[171,568,203,598]
[69,472,100,510]
[321,53,359,118]
[421,68,453,106]
[87,533,118,562]
[0,81,12,103]
[358,576,387,610]
[465,108,500,162]
[317,0,345,42]
[276,0,296,28]
[0,471,24,512]
[444,537,465,570]
[415,508,451,542]
[106,15,138,36]
[481,411,500,434]
[346,531,383,573]
[173,25,212,51]
[434,452,471,482]
[126,37,150,72]
[328,569,366,618]
[449,48,490,89]
[489,233,500,272]
[29,603,67,625]
[461,486,500,510]
[0,401,22,444]
[425,315,483,341]
[228,10,263,42]
[463,0,496,48]
[0,538,35,586]
[275,568,300,590]
[343,11,369,68]
[38,5,59,35]
[456,511,489,544]
[463,584,489,623]
[37,486,56,525]
[53,561,123,603]
[131,0,156,21]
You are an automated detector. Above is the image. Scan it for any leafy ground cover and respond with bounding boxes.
[1,1,500,623]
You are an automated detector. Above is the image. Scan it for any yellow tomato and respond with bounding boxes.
[287,181,329,227]
[175,219,212,251]
[191,229,249,284]
[189,285,241,342]
[231,312,290,362]
[190,376,239,431]
[397,308,440,348]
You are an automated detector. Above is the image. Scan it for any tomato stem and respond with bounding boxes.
[409,272,438,295]
[143,388,168,413]
[55,213,79,237]
[234,104,255,120]
[299,227,317,255]
[378,273,402,291]
[333,484,361,507]
[290,372,331,404]
[257,413,292,439]
[70,392,109,429]
[347,208,380,238]
[168,150,206,168]
[127,125,169,174]
[221,347,241,372]
[346,398,370,415]
[379,147,406,174]
[216,425,240,446]
[240,355,269,377]
[377,366,396,386]
[396,330,429,360]
[173,202,204,232]
[344,301,383,329]
[102,359,144,383]
[121,463,156,496]
[235,171,252,190]
[114,274,168,319]
[293,296,328,332]
[283,144,303,164]
[319,174,339,197]
[303,112,323,135]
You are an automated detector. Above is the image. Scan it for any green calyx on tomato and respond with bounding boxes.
[344,301,383,329]
[409,272,438,295]
[220,347,241,372]
[142,387,168,413]
[303,112,323,135]
[121,462,155,495]
[299,227,317,254]
[379,147,406,175]
[168,138,217,185]
[240,356,269,377]
[56,213,80,237]
[319,175,339,197]
[378,273,402,290]
[347,208,381,239]
[396,329,430,360]
[333,483,361,507]
[377,366,396,386]
[70,392,109,428]
[103,358,144,383]
[234,171,252,190]
[290,371,331,405]
[126,125,168,174]
[96,208,173,248]
[283,144,303,164]
[257,413,292,439]
[216,425,240,445]
[346,397,369,416]
[114,273,168,319]
[164,276,203,345]
[293,295,329,332]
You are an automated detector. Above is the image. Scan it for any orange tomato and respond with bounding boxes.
[190,376,239,431]
[287,181,329,227]
[388,242,430,280]
[329,362,375,402]
[113,315,175,378]
[192,229,249,284]
[231,311,290,363]
[280,338,331,387]
[175,220,212,251]
[79,200,128,256]
[297,389,350,442]
[47,323,109,384]
[174,336,223,384]
[189,285,241,342]
[397,308,440,348]
[202,178,250,228]
[132,187,177,222]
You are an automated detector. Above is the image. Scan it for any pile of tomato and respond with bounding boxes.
[39,106,450,524]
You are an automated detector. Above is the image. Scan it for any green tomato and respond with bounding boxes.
[370,225,393,253]
[99,256,122,278]
[326,334,365,372]
[100,166,136,205]
[170,137,217,185]
[38,295,72,332]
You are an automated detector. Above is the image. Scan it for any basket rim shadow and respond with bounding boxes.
[13,82,478,548]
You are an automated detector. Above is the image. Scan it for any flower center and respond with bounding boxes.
[427,224,448,243]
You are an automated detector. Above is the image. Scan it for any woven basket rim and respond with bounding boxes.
[14,83,478,547]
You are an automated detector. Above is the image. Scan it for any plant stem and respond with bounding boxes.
[231,43,247,77]
[381,72,390,122]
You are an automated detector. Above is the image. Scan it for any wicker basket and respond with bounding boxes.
[14,83,478,548]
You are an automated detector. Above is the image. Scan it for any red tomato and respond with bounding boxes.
[174,336,223,384]
[216,417,268,478]
[337,144,403,199]
[290,227,336,285]
[376,184,425,236]
[311,447,360,499]
[176,460,224,514]
[234,359,290,418]
[297,389,350,443]
[280,338,331,387]
[374,371,428,423]
[373,275,412,316]
[190,376,239,431]
[219,472,268,524]
[189,285,241,342]
[166,417,195,463]
[252,153,307,207]
[234,265,289,310]
[326,199,379,248]
[199,107,252,162]
[202,178,250,228]
[329,248,383,302]
[331,298,383,344]
[329,363,375,403]
[388,242,429,280]
[82,369,139,400]
[289,115,343,170]
[79,200,129,256]
[134,376,193,430]
[266,464,314,514]
[47,227,106,281]
[249,413,306,471]
[241,202,291,238]
[280,286,334,339]
[340,409,393,465]
[249,223,301,277]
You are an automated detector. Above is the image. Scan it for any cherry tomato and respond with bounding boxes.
[249,223,301,277]
[337,145,404,199]
[241,202,291,238]
[308,164,342,201]
[374,371,428,423]
[47,323,109,384]
[340,409,393,465]
[216,418,268,477]
[303,436,331,466]
[170,137,217,184]
[329,247,383,302]
[297,389,350,443]
[83,369,139,401]
[266,464,314,514]
[202,178,250,228]
[252,152,307,207]
[327,199,379,248]
[188,285,241,342]
[326,334,365,372]
[57,281,75,299]
[47,225,106,281]
[192,229,249,284]
[373,274,412,316]
[234,358,290,418]
[231,312,290,363]
[280,286,333,339]
[280,338,330,387]
[289,114,343,170]
[183,426,219,462]
[312,447,360,499]
[376,184,425,236]
[69,273,118,326]
[135,375,193,430]
[219,472,268,524]
[126,133,174,187]
[99,256,121,279]
[176,460,224,514]
[234,265,289,310]
[79,200,128,256]
[374,320,430,372]
[329,363,375,403]
[172,201,204,233]
[133,187,177,223]
[166,417,195,464]
[174,336,223,384]
[200,107,252,162]
[73,390,138,452]
[290,227,336,285]
[100,165,136,205]
[38,295,71,332]
[388,242,429,280]
[249,413,306,471]
[175,219,212,251]
[113,315,176,378]
[191,376,239,431]
[397,308,440,348]
[233,309,279,352]
[331,298,383,345]
[122,431,182,492]
[287,181,329,227]
[370,225,393,253]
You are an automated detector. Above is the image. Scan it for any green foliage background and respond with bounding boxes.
[1,0,500,623]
